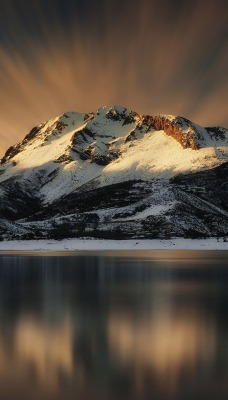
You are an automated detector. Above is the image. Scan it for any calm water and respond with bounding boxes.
[0,250,228,400]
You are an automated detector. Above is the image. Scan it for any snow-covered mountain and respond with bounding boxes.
[0,105,227,239]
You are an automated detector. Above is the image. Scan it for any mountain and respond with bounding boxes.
[0,105,227,240]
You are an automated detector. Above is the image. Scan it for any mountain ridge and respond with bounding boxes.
[1,105,228,166]
[0,105,227,240]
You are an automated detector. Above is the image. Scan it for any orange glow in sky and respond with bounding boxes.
[0,0,227,156]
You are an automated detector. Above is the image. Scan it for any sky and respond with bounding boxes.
[0,0,227,156]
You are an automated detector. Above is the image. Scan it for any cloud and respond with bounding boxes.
[0,0,227,155]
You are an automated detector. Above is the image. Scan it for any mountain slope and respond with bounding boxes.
[0,105,227,239]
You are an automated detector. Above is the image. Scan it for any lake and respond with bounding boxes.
[0,250,227,400]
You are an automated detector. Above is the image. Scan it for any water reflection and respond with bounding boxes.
[0,320,73,399]
[0,252,227,400]
[108,300,216,392]
[14,317,73,389]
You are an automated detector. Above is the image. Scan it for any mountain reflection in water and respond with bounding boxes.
[0,251,227,400]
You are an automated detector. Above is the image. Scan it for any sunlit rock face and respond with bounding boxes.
[151,115,204,150]
[0,105,227,239]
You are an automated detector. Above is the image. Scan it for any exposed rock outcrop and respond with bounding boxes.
[149,115,205,150]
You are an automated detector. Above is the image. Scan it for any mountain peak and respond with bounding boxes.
[0,106,227,240]
[1,106,227,174]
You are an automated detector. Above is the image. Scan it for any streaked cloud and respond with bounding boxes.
[0,0,227,155]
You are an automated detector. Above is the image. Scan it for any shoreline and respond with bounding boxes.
[0,238,227,252]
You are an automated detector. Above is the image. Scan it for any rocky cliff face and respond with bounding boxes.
[149,115,201,149]
[140,113,224,150]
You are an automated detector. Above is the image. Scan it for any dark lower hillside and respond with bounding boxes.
[0,178,41,220]
[0,165,228,240]
[28,180,152,220]
[171,161,228,211]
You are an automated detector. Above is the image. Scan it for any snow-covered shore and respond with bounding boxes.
[0,238,227,252]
